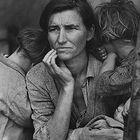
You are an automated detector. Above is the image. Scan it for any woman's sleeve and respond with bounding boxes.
[26,70,56,140]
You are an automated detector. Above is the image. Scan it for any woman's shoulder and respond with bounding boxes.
[89,54,103,67]
[88,54,103,76]
[26,62,59,103]
[26,62,52,83]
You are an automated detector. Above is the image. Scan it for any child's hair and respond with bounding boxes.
[96,0,140,44]
[17,28,49,64]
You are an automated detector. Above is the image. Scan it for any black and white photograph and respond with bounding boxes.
[0,0,140,140]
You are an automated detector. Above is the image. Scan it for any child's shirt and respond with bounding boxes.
[96,50,135,96]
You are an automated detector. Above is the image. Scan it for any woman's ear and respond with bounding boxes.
[87,25,95,41]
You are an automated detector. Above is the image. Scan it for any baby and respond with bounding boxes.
[114,98,131,123]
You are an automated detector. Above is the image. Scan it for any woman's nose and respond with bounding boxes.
[58,29,67,44]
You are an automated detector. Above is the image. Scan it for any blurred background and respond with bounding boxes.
[0,0,139,29]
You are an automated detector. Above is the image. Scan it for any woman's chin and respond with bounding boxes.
[57,54,72,61]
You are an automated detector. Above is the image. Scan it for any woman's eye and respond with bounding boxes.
[48,26,59,32]
[65,25,78,31]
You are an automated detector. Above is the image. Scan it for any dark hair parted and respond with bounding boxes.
[96,0,140,43]
[17,28,49,64]
[40,0,99,53]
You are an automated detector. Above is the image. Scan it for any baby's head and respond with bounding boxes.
[96,0,140,44]
[114,104,124,123]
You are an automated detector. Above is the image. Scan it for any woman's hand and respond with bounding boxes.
[89,119,110,130]
[43,49,74,87]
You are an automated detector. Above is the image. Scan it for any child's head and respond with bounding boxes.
[96,0,140,44]
[16,28,49,64]
[114,104,124,123]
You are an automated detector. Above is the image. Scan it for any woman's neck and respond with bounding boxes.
[64,50,88,78]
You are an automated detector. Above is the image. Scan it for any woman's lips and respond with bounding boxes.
[56,47,72,52]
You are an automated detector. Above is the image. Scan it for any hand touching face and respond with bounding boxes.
[43,49,74,87]
[111,40,135,59]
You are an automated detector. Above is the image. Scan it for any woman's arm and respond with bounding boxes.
[27,75,74,140]
[26,49,75,140]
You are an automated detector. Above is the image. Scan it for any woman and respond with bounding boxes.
[0,28,48,140]
[26,0,124,140]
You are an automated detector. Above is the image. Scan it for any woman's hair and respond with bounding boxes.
[96,0,140,44]
[40,0,99,53]
[17,28,49,64]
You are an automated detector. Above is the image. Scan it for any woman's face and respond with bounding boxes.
[47,10,93,61]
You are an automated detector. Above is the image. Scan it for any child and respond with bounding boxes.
[95,0,140,118]
[0,28,48,140]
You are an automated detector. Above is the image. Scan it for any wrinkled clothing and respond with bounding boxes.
[0,55,33,140]
[26,54,128,140]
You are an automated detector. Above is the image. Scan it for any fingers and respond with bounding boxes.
[43,49,58,74]
[86,115,105,127]
[91,120,102,129]
[43,49,56,64]
[89,119,108,129]
[42,49,72,80]
[97,47,107,60]
[50,54,63,75]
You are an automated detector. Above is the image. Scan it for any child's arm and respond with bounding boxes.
[96,42,135,96]
[96,51,134,96]
[99,52,117,75]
